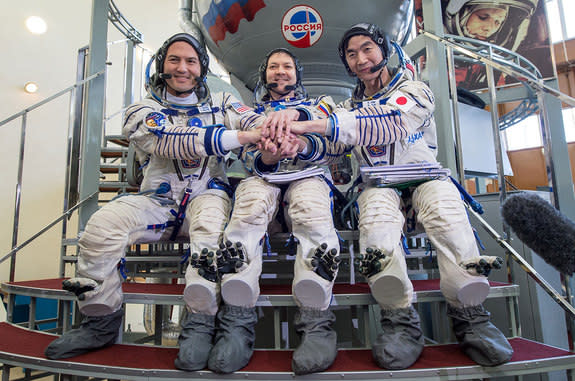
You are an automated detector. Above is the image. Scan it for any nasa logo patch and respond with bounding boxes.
[145,112,166,128]
[281,5,323,48]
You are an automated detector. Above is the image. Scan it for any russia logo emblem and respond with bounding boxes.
[281,5,323,48]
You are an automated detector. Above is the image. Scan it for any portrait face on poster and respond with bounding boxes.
[414,0,554,90]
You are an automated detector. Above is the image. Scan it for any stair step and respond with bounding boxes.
[100,163,126,173]
[101,147,128,158]
[98,181,138,193]
[0,322,572,380]
[2,278,518,306]
[105,134,129,147]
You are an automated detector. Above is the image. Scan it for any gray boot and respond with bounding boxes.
[292,308,338,375]
[45,308,124,359]
[372,305,424,369]
[174,312,216,371]
[208,304,258,373]
[447,304,513,366]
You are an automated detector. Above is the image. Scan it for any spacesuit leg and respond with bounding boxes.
[77,195,176,315]
[183,189,231,315]
[412,180,491,306]
[412,179,512,365]
[177,189,231,371]
[286,177,339,375]
[357,187,423,369]
[207,177,280,373]
[46,195,173,359]
[220,176,280,307]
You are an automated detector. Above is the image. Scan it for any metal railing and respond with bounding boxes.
[0,0,149,284]
[0,71,104,282]
[422,30,575,352]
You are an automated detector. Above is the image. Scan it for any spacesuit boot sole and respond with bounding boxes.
[456,281,490,306]
[370,274,406,305]
[221,279,256,306]
[183,283,217,309]
[293,279,329,308]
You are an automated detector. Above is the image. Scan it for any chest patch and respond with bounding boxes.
[367,145,386,157]
[187,117,203,127]
[181,159,202,169]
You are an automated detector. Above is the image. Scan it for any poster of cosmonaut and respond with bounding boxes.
[414,0,555,91]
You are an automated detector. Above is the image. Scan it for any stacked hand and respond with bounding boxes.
[258,109,308,164]
[261,109,328,143]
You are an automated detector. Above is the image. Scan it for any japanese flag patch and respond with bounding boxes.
[231,102,252,114]
[388,91,416,112]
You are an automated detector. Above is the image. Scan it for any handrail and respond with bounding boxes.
[421,31,575,108]
[0,70,105,129]
[108,0,143,43]
[0,191,98,265]
[4,69,105,282]
[466,203,575,318]
[425,29,575,343]
[433,33,541,129]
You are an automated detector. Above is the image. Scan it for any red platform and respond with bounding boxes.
[0,322,573,379]
[5,277,512,296]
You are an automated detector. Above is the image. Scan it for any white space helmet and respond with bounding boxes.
[444,0,537,50]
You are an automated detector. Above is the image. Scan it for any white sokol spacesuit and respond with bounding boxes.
[44,34,266,373]
[214,48,347,375]
[324,24,513,369]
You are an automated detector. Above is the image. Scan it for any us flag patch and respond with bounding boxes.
[231,102,252,114]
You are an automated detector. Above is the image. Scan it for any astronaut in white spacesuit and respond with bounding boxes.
[279,23,513,369]
[44,33,266,373]
[207,48,346,375]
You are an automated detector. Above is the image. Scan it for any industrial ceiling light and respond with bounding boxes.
[25,16,47,34]
[24,82,39,94]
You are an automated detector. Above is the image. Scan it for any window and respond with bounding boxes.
[504,114,542,151]
[545,0,575,43]
[563,107,575,142]
[504,107,575,151]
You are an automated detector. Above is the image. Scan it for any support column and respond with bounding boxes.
[421,0,456,173]
[78,0,109,230]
